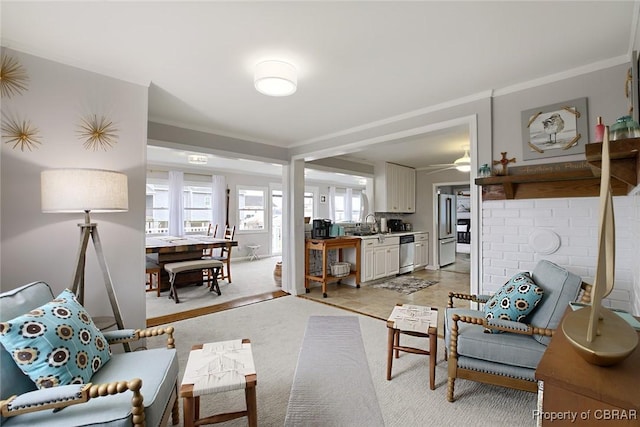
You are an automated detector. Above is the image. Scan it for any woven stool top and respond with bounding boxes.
[181,339,256,396]
[387,304,438,333]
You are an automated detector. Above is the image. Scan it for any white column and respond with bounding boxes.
[283,159,306,295]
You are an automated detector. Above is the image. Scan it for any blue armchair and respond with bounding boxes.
[445,260,591,402]
[0,281,180,426]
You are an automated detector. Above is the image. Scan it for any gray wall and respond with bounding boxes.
[410,168,469,267]
[0,49,148,329]
[492,63,630,165]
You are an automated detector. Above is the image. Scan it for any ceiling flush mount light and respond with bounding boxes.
[454,147,471,172]
[187,154,208,165]
[254,60,297,96]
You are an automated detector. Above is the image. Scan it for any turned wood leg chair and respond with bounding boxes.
[0,281,180,426]
[444,260,591,402]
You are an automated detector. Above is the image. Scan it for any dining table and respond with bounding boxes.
[146,235,238,291]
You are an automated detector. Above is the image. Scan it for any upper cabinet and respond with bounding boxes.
[374,162,416,213]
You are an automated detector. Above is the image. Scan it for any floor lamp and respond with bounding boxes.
[41,168,129,334]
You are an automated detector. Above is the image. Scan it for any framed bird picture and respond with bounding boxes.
[521,97,588,160]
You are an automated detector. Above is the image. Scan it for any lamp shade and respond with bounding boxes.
[41,168,128,213]
[254,60,297,96]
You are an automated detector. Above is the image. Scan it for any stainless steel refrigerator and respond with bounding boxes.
[438,193,457,267]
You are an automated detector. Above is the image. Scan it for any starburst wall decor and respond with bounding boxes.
[0,53,29,98]
[77,114,118,151]
[1,116,41,151]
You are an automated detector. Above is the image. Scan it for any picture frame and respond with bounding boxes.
[521,97,588,161]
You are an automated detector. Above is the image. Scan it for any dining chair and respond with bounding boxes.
[145,258,162,297]
[213,225,236,283]
[202,223,219,257]
[202,223,219,282]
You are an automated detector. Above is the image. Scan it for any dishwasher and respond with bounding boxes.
[399,234,415,274]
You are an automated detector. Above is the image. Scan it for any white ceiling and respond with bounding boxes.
[2,1,638,178]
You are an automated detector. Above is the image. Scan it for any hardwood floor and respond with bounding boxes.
[146,255,472,337]
[147,290,289,327]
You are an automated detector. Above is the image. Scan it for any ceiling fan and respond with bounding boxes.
[420,145,471,174]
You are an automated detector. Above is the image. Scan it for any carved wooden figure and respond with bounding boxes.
[493,152,516,175]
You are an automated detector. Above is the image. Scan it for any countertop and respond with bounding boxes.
[354,231,427,240]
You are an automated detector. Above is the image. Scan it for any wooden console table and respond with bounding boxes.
[305,237,361,298]
[535,310,640,426]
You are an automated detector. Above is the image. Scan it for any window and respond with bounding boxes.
[304,191,314,218]
[146,181,168,234]
[238,186,267,231]
[146,176,213,234]
[183,184,212,233]
[333,187,362,222]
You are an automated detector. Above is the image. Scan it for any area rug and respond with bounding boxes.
[145,296,537,426]
[370,275,438,295]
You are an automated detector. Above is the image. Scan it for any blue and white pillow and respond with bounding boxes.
[483,272,544,333]
[0,289,111,388]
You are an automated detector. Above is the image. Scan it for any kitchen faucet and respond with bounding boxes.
[364,213,377,233]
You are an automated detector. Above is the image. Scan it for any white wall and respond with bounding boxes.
[632,191,640,314]
[0,49,148,328]
[481,196,635,313]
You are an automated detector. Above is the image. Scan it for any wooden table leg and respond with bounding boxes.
[183,396,195,427]
[322,247,328,297]
[245,382,257,427]
[429,330,437,390]
[386,327,395,380]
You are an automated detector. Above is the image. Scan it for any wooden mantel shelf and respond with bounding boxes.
[476,138,640,200]
[585,137,640,189]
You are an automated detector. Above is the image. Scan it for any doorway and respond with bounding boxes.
[434,182,471,272]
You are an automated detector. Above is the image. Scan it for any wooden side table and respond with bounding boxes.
[180,339,257,427]
[304,237,361,297]
[535,310,640,426]
[386,304,438,390]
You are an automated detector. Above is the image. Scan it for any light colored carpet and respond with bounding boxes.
[369,275,438,295]
[146,257,282,319]
[146,296,537,426]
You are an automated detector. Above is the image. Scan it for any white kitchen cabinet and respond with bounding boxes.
[374,162,416,213]
[361,239,375,282]
[400,164,416,212]
[414,232,429,269]
[360,235,400,282]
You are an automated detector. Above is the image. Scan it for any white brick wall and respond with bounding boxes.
[631,192,640,315]
[481,196,635,312]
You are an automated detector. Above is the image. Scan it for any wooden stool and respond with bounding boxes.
[164,259,223,304]
[386,304,438,390]
[181,339,257,427]
[145,259,162,297]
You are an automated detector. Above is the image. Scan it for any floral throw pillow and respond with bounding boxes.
[0,289,111,388]
[483,272,544,334]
